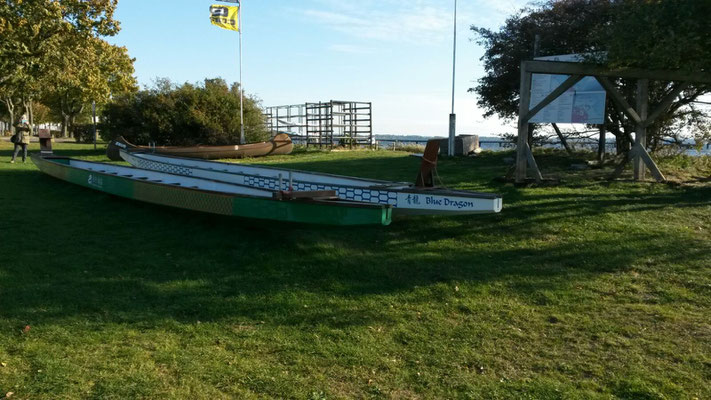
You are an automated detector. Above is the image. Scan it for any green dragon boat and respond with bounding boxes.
[31,155,392,226]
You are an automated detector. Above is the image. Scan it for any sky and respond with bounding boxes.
[109,0,530,137]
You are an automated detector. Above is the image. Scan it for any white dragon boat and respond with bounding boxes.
[118,141,503,216]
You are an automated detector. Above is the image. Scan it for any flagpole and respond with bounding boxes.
[238,1,245,144]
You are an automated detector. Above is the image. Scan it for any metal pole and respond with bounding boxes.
[92,100,97,150]
[238,1,245,144]
[447,0,457,156]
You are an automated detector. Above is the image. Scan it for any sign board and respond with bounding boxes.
[529,54,607,124]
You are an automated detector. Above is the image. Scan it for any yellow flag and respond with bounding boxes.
[210,4,239,32]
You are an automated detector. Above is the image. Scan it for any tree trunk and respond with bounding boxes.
[598,125,606,163]
[609,123,633,157]
[551,123,573,155]
[3,96,15,135]
[648,124,661,152]
[22,97,34,135]
[69,114,76,139]
[60,94,84,139]
[8,111,15,136]
[61,113,70,138]
[527,124,535,147]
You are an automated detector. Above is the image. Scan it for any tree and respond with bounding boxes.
[43,34,137,137]
[604,0,711,72]
[101,79,271,145]
[30,101,52,127]
[0,0,127,133]
[0,85,20,135]
[471,0,710,154]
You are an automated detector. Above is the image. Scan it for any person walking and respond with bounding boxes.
[11,120,31,163]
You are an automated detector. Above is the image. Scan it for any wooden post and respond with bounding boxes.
[634,79,648,180]
[516,63,532,183]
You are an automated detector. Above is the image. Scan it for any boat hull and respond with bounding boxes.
[120,151,503,215]
[106,133,293,161]
[32,155,391,226]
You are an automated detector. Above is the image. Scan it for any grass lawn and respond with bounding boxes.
[0,140,709,399]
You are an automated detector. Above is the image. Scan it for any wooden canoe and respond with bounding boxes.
[106,133,293,161]
[120,150,504,216]
[32,154,392,226]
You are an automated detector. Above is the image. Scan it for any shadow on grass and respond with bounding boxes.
[0,152,709,329]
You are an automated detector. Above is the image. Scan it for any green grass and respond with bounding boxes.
[1,141,710,399]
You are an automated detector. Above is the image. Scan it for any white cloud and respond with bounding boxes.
[276,0,533,137]
[301,2,453,44]
[301,0,531,44]
[328,44,374,54]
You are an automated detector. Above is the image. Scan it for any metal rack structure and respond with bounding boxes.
[265,101,373,148]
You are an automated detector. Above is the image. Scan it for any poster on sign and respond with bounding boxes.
[529,54,607,124]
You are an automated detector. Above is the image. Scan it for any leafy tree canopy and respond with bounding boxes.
[0,0,134,133]
[42,33,137,136]
[471,0,710,151]
[0,0,119,88]
[605,0,711,72]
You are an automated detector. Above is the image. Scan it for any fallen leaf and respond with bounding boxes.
[1,362,6,367]
[5,392,14,398]
[22,325,30,334]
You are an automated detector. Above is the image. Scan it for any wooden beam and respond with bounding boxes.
[628,143,641,158]
[523,60,711,84]
[645,82,691,126]
[634,79,649,180]
[596,76,642,124]
[634,144,666,182]
[516,63,533,183]
[524,75,583,122]
[525,142,543,183]
[609,144,665,182]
